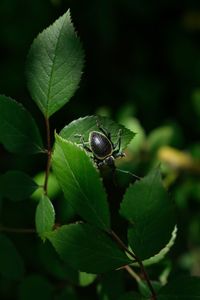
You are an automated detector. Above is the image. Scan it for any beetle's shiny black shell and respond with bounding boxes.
[89,131,113,159]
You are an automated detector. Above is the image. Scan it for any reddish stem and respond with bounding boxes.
[44,117,52,194]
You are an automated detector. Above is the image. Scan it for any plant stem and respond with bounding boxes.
[110,230,136,261]
[0,225,35,234]
[124,265,141,283]
[110,230,157,300]
[44,117,52,195]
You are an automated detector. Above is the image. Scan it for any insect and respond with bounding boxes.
[76,121,125,170]
[75,120,141,180]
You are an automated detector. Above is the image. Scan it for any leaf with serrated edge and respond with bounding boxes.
[120,168,176,261]
[128,226,177,267]
[142,225,177,266]
[0,95,43,154]
[47,223,131,274]
[26,10,84,117]
[60,115,135,151]
[35,195,55,239]
[52,134,110,231]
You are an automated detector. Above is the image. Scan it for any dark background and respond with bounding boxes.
[1,0,200,140]
[0,0,200,299]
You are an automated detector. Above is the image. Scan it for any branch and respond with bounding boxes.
[0,225,35,234]
[44,117,52,194]
[110,230,157,300]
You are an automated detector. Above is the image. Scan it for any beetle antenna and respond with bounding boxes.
[116,168,141,180]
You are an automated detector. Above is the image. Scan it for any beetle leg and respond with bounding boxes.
[96,119,111,140]
[113,151,125,159]
[75,134,92,153]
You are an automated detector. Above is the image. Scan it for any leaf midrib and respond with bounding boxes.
[46,17,66,116]
[59,143,109,230]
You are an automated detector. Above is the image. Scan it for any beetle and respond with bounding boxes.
[76,121,125,169]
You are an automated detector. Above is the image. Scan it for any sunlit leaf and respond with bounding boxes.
[60,115,135,151]
[35,195,55,239]
[26,10,84,117]
[31,171,60,201]
[47,223,131,274]
[52,134,110,231]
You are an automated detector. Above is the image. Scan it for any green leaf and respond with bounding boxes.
[158,276,200,299]
[0,95,43,154]
[52,134,110,231]
[31,171,60,201]
[26,10,84,117]
[35,195,55,239]
[18,275,53,300]
[60,115,135,151]
[118,117,146,153]
[39,241,96,286]
[138,280,162,298]
[0,234,25,280]
[140,226,177,266]
[38,241,79,282]
[0,171,39,201]
[128,226,177,267]
[120,168,176,260]
[79,272,96,287]
[47,223,131,274]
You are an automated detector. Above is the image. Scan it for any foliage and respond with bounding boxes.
[0,7,200,300]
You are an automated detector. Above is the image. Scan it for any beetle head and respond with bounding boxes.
[104,155,115,167]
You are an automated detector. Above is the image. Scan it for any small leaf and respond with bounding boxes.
[79,272,96,287]
[26,10,84,117]
[35,195,55,239]
[0,95,43,154]
[0,171,39,201]
[0,234,25,280]
[141,226,177,266]
[47,223,131,274]
[18,275,53,300]
[60,115,135,151]
[120,168,176,260]
[158,276,200,299]
[52,134,110,231]
[31,171,60,201]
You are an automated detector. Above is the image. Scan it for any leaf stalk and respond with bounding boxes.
[110,230,157,300]
[44,117,52,194]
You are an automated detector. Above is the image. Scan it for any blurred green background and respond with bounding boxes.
[1,0,200,299]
